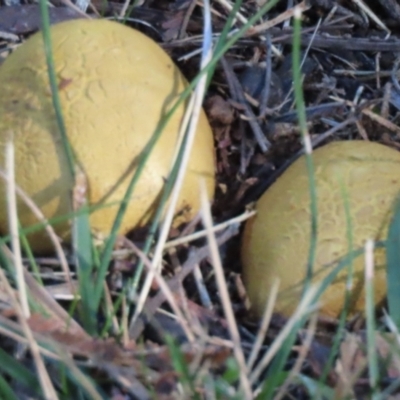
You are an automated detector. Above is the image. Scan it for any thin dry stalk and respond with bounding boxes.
[179,0,197,39]
[193,358,214,395]
[121,295,130,346]
[165,210,255,249]
[362,107,400,136]
[131,91,196,326]
[351,0,390,34]
[294,6,312,156]
[118,0,143,20]
[188,338,210,378]
[249,285,319,386]
[102,363,151,399]
[59,0,92,18]
[58,353,103,400]
[246,1,310,37]
[210,0,280,57]
[103,280,120,334]
[200,182,252,399]
[213,0,247,24]
[356,119,369,141]
[5,139,29,317]
[381,313,400,375]
[0,316,59,360]
[0,167,73,292]
[273,313,318,400]
[247,278,279,371]
[129,225,239,340]
[383,311,400,341]
[0,268,58,400]
[300,17,322,70]
[334,342,365,399]
[381,82,391,118]
[131,0,214,327]
[2,244,86,336]
[193,263,213,309]
[125,239,195,343]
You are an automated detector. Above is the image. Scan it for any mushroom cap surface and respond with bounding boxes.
[0,19,215,252]
[241,140,400,318]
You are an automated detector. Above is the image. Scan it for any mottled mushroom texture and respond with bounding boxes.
[0,19,215,253]
[241,140,400,318]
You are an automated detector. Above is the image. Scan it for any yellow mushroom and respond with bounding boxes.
[241,140,400,318]
[0,19,215,253]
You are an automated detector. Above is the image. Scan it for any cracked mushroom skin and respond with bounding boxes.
[0,19,215,253]
[241,140,400,318]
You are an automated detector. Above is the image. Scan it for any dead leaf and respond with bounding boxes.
[205,95,235,126]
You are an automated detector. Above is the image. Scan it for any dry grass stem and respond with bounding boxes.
[165,210,256,248]
[273,313,318,400]
[103,280,120,334]
[247,278,279,371]
[130,89,196,327]
[249,285,319,386]
[362,108,400,136]
[0,268,58,399]
[193,263,213,309]
[0,316,60,360]
[246,1,310,37]
[131,1,213,327]
[0,166,73,291]
[213,0,247,24]
[126,239,195,342]
[59,354,103,400]
[5,139,29,318]
[200,182,252,399]
[351,0,390,34]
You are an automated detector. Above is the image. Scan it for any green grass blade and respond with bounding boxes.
[165,335,201,400]
[296,374,335,399]
[214,358,242,400]
[100,288,124,337]
[386,197,400,329]
[18,222,43,286]
[0,347,41,396]
[73,204,97,335]
[55,359,105,400]
[38,0,75,180]
[0,239,18,277]
[319,181,355,386]
[257,331,295,399]
[256,9,319,398]
[38,1,101,334]
[255,9,318,398]
[0,373,18,400]
[0,198,128,246]
[310,246,371,305]
[292,7,318,296]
